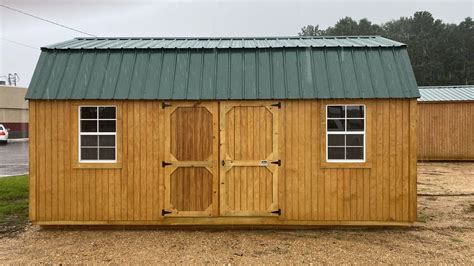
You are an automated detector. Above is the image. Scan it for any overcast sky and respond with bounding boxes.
[0,0,472,87]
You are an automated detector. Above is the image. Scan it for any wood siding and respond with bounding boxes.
[418,102,474,161]
[282,100,416,222]
[29,99,417,225]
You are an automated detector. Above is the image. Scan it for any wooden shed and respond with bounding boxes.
[418,86,474,161]
[26,36,419,227]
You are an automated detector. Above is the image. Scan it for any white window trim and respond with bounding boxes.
[326,104,366,163]
[78,105,117,163]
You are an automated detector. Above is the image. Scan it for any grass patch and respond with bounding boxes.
[0,175,29,232]
[449,237,463,243]
[417,211,433,223]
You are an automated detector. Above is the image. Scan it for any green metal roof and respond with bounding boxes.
[27,36,419,100]
[418,86,474,102]
[45,36,405,49]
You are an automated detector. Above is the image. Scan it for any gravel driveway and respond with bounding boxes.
[0,162,472,264]
[0,141,28,177]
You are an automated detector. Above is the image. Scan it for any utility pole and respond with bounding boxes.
[7,73,20,86]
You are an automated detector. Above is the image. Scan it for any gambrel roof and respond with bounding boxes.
[26,36,419,100]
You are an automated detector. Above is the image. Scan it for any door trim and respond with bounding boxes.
[163,102,219,217]
[219,101,281,217]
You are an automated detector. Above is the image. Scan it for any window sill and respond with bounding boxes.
[320,162,372,169]
[73,162,123,169]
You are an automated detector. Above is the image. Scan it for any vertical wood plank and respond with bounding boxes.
[65,101,71,220]
[91,169,97,220]
[83,169,91,221]
[343,169,351,220]
[146,102,153,220]
[50,102,58,221]
[247,107,254,211]
[409,99,417,221]
[140,103,147,220]
[285,102,293,219]
[337,169,344,220]
[318,102,325,220]
[121,102,128,220]
[295,101,301,219]
[44,101,52,220]
[77,170,84,221]
[57,101,65,220]
[389,100,396,220]
[38,101,45,220]
[370,101,378,220]
[310,102,319,220]
[151,102,159,220]
[402,101,409,221]
[28,101,37,221]
[103,169,110,220]
[304,102,312,220]
[134,101,141,220]
[357,170,364,220]
[363,169,370,220]
[70,103,77,221]
[350,169,357,220]
[256,107,262,211]
[107,148,114,218]
[395,100,403,221]
[128,102,135,220]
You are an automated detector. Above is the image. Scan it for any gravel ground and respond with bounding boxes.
[0,162,473,264]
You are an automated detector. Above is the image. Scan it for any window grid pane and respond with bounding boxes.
[327,105,365,161]
[80,106,117,162]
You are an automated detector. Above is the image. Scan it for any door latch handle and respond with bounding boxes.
[161,102,172,109]
[162,161,172,167]
[271,160,281,166]
[161,209,172,216]
[271,209,281,215]
[270,102,281,108]
[221,160,225,166]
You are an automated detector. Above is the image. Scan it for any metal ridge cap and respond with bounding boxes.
[40,46,407,51]
[72,35,384,41]
[419,85,474,89]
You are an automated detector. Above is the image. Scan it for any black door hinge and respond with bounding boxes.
[162,209,172,216]
[271,209,281,215]
[221,160,225,166]
[271,160,281,166]
[162,161,172,167]
[162,102,172,109]
[270,102,281,108]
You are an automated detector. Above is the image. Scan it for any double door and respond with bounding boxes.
[162,101,280,217]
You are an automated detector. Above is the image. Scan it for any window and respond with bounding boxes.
[79,106,116,162]
[326,105,365,162]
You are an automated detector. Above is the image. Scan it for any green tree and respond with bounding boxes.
[324,17,382,35]
[298,11,473,86]
[299,25,324,36]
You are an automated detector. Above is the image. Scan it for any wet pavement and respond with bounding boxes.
[0,141,28,177]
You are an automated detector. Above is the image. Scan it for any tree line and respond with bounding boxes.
[299,11,473,86]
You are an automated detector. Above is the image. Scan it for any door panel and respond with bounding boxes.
[164,102,218,217]
[170,107,213,161]
[220,102,280,216]
[224,166,274,212]
[170,167,213,212]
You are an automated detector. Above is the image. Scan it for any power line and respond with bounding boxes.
[0,4,97,37]
[0,37,39,50]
